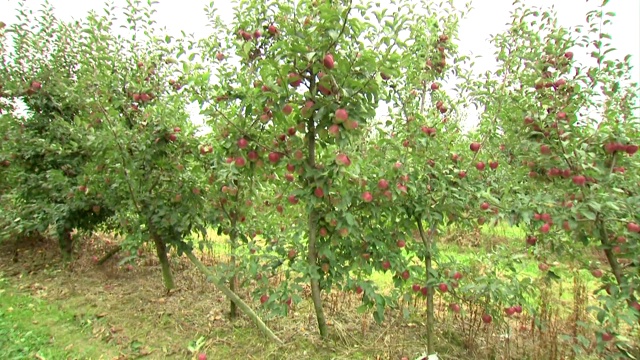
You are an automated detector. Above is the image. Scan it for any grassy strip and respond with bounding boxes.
[0,275,120,360]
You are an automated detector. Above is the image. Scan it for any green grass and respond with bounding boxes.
[0,275,120,360]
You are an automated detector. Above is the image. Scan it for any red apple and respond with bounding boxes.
[378,179,389,190]
[335,153,351,166]
[355,286,363,294]
[469,142,481,152]
[314,187,324,198]
[453,272,462,280]
[482,314,492,324]
[334,108,348,123]
[504,307,516,316]
[626,144,638,155]
[260,294,269,304]
[362,191,373,202]
[268,152,281,164]
[328,124,340,137]
[323,53,335,69]
[198,354,207,360]
[480,202,490,210]
[235,157,246,167]
[489,161,499,170]
[438,283,448,292]
[287,195,298,205]
[283,104,293,115]
[381,260,391,270]
[412,284,421,292]
[538,263,549,271]
[476,162,486,171]
[268,24,277,35]
[431,83,440,90]
[540,223,551,233]
[627,222,640,233]
[288,72,302,87]
[401,270,410,280]
[397,239,406,248]
[591,269,603,278]
[450,303,461,313]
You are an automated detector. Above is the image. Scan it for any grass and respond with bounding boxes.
[0,276,121,360]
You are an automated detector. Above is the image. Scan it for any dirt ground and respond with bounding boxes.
[0,234,479,360]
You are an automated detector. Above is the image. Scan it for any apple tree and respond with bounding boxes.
[469,0,640,356]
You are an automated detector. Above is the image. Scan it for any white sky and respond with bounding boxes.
[1,0,639,130]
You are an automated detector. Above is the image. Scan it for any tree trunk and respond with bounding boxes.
[58,228,74,261]
[229,227,238,319]
[152,233,175,292]
[417,218,435,356]
[306,93,328,339]
[185,251,283,345]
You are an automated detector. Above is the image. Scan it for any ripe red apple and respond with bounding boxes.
[288,72,302,87]
[412,284,421,292]
[78,185,88,193]
[626,144,638,155]
[564,51,573,60]
[268,24,277,35]
[476,162,485,171]
[421,287,428,297]
[287,195,298,205]
[247,151,258,161]
[168,133,177,142]
[276,205,284,213]
[438,283,448,292]
[431,83,440,90]
[362,191,373,203]
[480,202,490,210]
[288,249,297,259]
[538,263,549,271]
[601,332,613,342]
[453,272,462,280]
[355,286,363,294]
[627,222,640,233]
[469,142,481,152]
[361,253,371,261]
[378,179,389,190]
[540,223,551,233]
[260,294,269,304]
[235,157,246,167]
[282,104,293,115]
[381,260,391,270]
[504,307,516,316]
[319,227,328,237]
[334,108,348,123]
[397,239,406,248]
[198,353,207,360]
[268,152,281,164]
[449,303,461,313]
[287,127,296,136]
[489,161,499,170]
[328,124,340,137]
[314,187,324,198]
[556,112,567,120]
[591,269,603,278]
[481,314,492,324]
[323,53,335,69]
[540,144,551,155]
[286,163,295,173]
[92,255,99,263]
[380,72,390,80]
[335,153,351,166]
[253,29,262,38]
[401,270,410,280]
[458,171,466,179]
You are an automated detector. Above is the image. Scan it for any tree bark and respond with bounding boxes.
[58,228,74,261]
[185,251,283,345]
[306,96,328,339]
[417,218,435,356]
[152,232,175,292]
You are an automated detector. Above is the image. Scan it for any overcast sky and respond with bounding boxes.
[1,0,638,129]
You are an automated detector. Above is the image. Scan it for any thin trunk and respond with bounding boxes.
[229,226,238,319]
[417,218,435,356]
[186,251,283,344]
[152,233,175,292]
[307,99,328,338]
[58,228,73,261]
[597,220,637,305]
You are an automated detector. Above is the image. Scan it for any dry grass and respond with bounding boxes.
[0,231,637,360]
